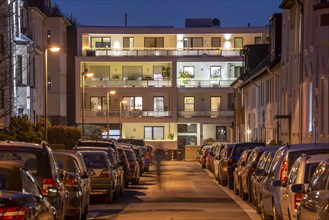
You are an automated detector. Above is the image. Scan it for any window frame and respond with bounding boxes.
[144,126,164,140]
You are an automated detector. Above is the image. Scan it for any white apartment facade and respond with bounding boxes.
[75,24,269,148]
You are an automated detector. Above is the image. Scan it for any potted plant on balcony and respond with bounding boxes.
[178,70,191,86]
[162,66,171,80]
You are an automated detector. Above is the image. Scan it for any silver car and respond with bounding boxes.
[259,143,329,220]
[279,153,328,220]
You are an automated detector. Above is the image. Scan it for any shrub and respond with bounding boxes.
[0,133,17,141]
[48,126,81,149]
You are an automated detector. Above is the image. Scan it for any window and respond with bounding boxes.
[154,97,164,111]
[123,97,143,111]
[321,14,329,26]
[90,97,107,111]
[234,66,243,78]
[153,66,163,80]
[183,37,203,48]
[89,66,110,79]
[211,37,221,47]
[122,66,143,79]
[91,37,111,48]
[144,37,164,48]
[210,66,221,78]
[47,30,51,45]
[211,97,221,111]
[184,97,194,111]
[123,37,134,49]
[0,34,4,54]
[308,82,313,133]
[144,126,164,139]
[16,55,23,85]
[255,37,262,44]
[234,37,243,49]
[0,89,4,109]
[216,126,227,141]
[183,66,194,78]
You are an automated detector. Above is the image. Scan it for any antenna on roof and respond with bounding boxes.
[125,12,127,26]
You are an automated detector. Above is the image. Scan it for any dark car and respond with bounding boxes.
[0,141,69,220]
[78,150,116,203]
[199,145,212,168]
[53,150,91,220]
[226,142,265,189]
[233,149,253,199]
[0,161,55,220]
[206,144,222,173]
[140,145,150,172]
[213,144,226,179]
[251,150,278,213]
[75,140,119,160]
[259,143,329,220]
[217,143,235,186]
[295,158,329,220]
[117,145,140,185]
[73,146,124,198]
[239,146,280,202]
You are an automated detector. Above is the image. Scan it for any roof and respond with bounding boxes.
[0,141,43,150]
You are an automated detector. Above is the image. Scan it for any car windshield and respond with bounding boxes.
[124,150,135,160]
[0,169,22,191]
[54,154,77,173]
[304,162,320,183]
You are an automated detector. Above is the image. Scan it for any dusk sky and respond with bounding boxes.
[52,0,282,27]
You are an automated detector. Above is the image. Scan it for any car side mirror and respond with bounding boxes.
[87,169,96,176]
[291,184,304,193]
[272,180,282,187]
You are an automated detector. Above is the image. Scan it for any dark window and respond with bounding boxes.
[234,37,243,49]
[16,55,23,86]
[91,37,111,48]
[0,89,4,109]
[211,37,221,47]
[144,126,164,139]
[123,37,134,48]
[183,37,203,48]
[255,37,262,44]
[321,14,329,26]
[0,34,4,54]
[144,37,164,48]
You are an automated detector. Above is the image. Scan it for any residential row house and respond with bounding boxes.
[232,0,329,144]
[74,22,269,148]
[0,0,70,129]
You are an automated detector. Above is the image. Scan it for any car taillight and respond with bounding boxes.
[64,177,78,186]
[0,207,28,220]
[129,160,136,166]
[294,193,304,210]
[280,159,289,185]
[42,178,56,195]
[100,170,109,177]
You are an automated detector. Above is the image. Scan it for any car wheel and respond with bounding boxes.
[234,181,239,195]
[71,207,82,220]
[105,189,114,203]
[260,199,272,220]
[272,202,282,220]
[256,194,261,214]
[81,205,88,220]
[227,176,234,190]
[288,208,292,220]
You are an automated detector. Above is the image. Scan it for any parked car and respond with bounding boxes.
[206,144,222,173]
[73,145,125,197]
[140,145,150,172]
[0,141,69,220]
[252,150,278,213]
[78,150,116,203]
[131,144,145,175]
[0,161,56,220]
[240,146,280,202]
[199,145,212,168]
[295,158,329,220]
[226,142,265,189]
[213,146,225,180]
[233,149,253,199]
[217,143,235,186]
[53,150,91,220]
[259,143,329,220]
[117,145,140,185]
[279,154,329,220]
[75,140,119,160]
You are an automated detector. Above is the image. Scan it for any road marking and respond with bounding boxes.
[204,168,261,220]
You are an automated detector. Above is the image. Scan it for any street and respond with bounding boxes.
[87,161,260,220]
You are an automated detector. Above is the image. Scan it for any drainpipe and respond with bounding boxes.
[267,67,280,143]
[295,0,304,144]
[251,79,261,141]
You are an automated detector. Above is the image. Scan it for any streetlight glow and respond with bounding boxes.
[49,47,60,52]
[81,69,94,140]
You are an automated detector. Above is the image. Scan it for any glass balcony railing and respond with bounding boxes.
[84,47,241,57]
[178,111,234,117]
[84,79,172,88]
[177,79,236,88]
[83,110,172,118]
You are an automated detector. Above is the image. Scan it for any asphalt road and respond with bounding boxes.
[87,161,261,220]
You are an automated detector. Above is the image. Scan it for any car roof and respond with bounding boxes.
[283,143,329,151]
[306,154,329,164]
[0,141,43,150]
[78,150,108,155]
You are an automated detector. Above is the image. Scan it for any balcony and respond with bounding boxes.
[84,47,241,57]
[178,111,234,117]
[177,79,235,88]
[84,78,172,88]
[84,109,172,119]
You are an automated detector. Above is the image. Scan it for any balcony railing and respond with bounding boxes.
[84,79,172,88]
[84,47,241,57]
[177,79,235,88]
[84,109,172,118]
[178,111,234,117]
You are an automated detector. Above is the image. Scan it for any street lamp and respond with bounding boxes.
[119,100,127,138]
[44,46,60,141]
[106,90,116,141]
[81,69,94,140]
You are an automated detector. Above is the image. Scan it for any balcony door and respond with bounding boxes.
[211,97,221,111]
[184,97,194,111]
[154,97,164,111]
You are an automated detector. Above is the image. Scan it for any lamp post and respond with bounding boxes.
[81,70,94,140]
[119,100,127,138]
[106,90,116,141]
[44,46,60,142]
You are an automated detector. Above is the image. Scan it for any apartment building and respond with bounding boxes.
[279,0,329,143]
[74,21,269,148]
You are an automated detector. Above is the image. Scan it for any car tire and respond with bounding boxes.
[234,181,239,195]
[227,176,234,190]
[260,199,271,220]
[272,203,282,220]
[81,205,88,220]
